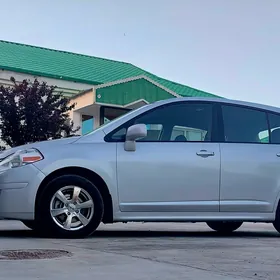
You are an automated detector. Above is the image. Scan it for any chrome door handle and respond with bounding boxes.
[196,150,215,157]
[276,153,280,157]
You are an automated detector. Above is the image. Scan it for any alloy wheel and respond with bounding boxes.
[50,185,94,231]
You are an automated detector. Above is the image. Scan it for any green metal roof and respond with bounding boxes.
[0,40,220,98]
[96,77,178,106]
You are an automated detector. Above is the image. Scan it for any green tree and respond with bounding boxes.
[0,77,79,148]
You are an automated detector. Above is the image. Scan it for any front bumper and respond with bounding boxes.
[0,164,45,220]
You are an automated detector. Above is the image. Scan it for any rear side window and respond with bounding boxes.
[221,105,268,144]
[268,113,280,144]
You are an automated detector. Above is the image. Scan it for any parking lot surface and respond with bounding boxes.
[0,221,279,280]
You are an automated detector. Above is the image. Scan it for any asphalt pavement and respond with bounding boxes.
[0,221,279,280]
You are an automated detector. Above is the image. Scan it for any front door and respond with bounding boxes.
[116,142,220,212]
[109,101,221,213]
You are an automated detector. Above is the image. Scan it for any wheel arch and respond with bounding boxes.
[35,166,113,223]
[272,190,280,217]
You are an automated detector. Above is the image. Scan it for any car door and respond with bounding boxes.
[106,101,221,213]
[219,104,280,213]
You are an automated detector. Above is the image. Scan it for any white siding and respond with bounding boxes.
[0,69,93,96]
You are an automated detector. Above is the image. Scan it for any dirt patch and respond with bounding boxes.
[0,249,72,260]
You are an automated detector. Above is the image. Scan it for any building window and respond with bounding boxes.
[82,115,94,135]
[100,106,131,125]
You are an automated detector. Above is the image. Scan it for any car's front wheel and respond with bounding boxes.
[206,221,243,233]
[36,175,104,238]
[21,220,37,230]
[273,209,280,234]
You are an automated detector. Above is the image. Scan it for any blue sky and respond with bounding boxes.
[1,0,279,106]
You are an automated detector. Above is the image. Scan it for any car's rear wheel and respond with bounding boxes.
[36,175,104,238]
[206,221,243,233]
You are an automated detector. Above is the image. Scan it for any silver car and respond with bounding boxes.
[1,97,280,238]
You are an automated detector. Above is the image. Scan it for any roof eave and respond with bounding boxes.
[0,65,101,86]
[94,75,182,98]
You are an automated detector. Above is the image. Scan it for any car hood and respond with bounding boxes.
[0,136,81,159]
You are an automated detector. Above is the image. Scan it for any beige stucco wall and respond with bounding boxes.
[68,88,97,134]
[69,89,95,111]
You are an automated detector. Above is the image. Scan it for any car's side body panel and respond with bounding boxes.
[112,210,275,222]
[220,143,280,213]
[33,142,120,215]
[0,164,45,220]
[116,142,221,212]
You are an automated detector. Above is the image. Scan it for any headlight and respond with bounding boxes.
[0,148,43,171]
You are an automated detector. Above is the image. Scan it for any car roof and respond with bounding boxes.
[153,97,280,114]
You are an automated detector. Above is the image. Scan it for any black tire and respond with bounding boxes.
[21,220,37,230]
[206,221,243,233]
[273,221,280,234]
[273,204,280,234]
[36,175,104,238]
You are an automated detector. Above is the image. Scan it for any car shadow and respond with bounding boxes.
[92,229,280,238]
[0,228,278,239]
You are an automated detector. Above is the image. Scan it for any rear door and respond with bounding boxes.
[219,104,280,213]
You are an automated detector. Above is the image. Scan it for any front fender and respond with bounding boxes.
[33,142,118,208]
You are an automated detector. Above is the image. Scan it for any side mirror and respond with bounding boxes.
[124,124,147,151]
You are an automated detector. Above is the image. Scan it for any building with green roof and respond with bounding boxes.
[0,40,222,135]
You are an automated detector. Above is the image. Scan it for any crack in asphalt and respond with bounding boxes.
[61,242,257,280]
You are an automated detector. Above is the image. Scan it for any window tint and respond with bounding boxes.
[171,125,207,141]
[138,124,163,141]
[268,113,280,144]
[110,127,127,141]
[107,102,213,142]
[222,105,268,143]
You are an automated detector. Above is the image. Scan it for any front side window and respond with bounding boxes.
[171,125,208,141]
[139,124,163,141]
[106,102,213,142]
[222,105,268,143]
